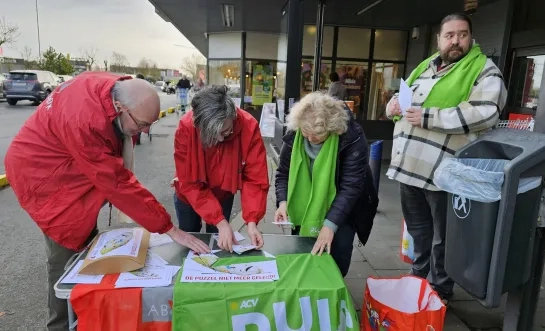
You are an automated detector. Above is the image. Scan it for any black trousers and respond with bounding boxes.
[173,193,234,233]
[400,183,454,299]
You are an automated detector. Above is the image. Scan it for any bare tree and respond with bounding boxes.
[79,46,98,70]
[110,52,129,73]
[180,53,206,78]
[19,46,36,69]
[0,17,19,47]
[103,60,108,71]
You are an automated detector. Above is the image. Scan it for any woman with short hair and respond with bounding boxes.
[275,91,378,276]
[173,85,269,252]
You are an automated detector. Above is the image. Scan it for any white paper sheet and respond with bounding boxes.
[148,233,174,248]
[398,78,413,115]
[145,250,169,266]
[180,257,279,283]
[87,228,144,260]
[186,251,219,267]
[212,231,246,243]
[272,221,293,225]
[61,261,105,284]
[232,244,257,255]
[115,265,181,288]
[262,251,276,259]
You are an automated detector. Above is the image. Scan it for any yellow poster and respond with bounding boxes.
[251,64,273,105]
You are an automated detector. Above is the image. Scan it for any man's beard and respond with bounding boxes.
[440,45,467,64]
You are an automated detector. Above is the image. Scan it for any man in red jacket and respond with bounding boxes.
[4,72,209,331]
[173,85,269,252]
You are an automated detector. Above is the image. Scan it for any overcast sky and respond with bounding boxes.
[1,0,200,69]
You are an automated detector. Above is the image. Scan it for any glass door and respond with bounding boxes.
[506,48,545,119]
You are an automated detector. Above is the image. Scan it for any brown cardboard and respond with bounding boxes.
[79,227,150,275]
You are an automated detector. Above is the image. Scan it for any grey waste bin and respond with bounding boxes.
[434,128,545,309]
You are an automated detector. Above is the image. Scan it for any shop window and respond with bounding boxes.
[367,63,404,120]
[302,25,334,57]
[335,61,368,117]
[300,59,332,98]
[243,60,278,119]
[508,54,545,110]
[208,60,241,97]
[373,30,407,61]
[337,28,371,59]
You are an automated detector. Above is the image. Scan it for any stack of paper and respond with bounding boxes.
[212,231,246,243]
[61,261,105,284]
[115,265,181,288]
[148,233,174,248]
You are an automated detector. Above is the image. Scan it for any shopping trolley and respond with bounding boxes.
[176,88,190,115]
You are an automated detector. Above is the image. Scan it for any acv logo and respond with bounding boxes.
[452,195,471,219]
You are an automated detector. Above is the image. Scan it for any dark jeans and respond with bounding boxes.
[44,228,97,331]
[400,183,454,299]
[173,194,235,233]
[292,222,355,277]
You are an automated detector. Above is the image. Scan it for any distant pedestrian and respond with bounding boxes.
[327,72,347,101]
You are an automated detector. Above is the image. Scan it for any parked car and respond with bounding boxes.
[0,73,6,100]
[3,70,59,106]
[154,80,167,92]
[58,75,74,82]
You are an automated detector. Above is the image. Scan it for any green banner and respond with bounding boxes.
[251,64,273,105]
[173,254,359,331]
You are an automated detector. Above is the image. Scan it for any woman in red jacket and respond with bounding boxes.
[173,85,269,252]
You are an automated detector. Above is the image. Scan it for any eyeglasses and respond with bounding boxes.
[126,110,153,129]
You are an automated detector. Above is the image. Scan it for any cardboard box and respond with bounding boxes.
[79,227,150,275]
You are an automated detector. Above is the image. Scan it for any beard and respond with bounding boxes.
[440,45,467,64]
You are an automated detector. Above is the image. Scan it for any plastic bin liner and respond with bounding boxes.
[433,158,542,203]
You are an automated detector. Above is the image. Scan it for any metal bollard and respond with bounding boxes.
[369,140,383,194]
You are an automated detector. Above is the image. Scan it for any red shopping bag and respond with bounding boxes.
[361,276,446,331]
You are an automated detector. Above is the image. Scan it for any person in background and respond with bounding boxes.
[176,75,192,114]
[385,13,507,306]
[4,72,210,331]
[327,72,347,101]
[274,92,378,277]
[172,85,269,252]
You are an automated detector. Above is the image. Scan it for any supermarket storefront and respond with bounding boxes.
[150,0,545,155]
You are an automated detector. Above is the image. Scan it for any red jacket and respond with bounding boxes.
[174,109,269,225]
[4,72,173,251]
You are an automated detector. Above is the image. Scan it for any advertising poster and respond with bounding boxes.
[251,64,273,105]
[336,64,367,111]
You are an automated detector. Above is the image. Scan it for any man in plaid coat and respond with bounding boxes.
[385,13,507,305]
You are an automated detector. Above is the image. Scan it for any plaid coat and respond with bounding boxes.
[386,56,507,191]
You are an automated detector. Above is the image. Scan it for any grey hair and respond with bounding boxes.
[191,85,236,147]
[111,78,156,110]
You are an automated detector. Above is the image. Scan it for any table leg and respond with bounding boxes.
[67,299,78,331]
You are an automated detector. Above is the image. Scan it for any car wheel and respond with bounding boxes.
[6,98,17,106]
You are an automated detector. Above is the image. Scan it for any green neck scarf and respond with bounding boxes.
[287,130,338,237]
[406,44,487,109]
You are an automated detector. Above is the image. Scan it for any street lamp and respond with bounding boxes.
[35,0,42,59]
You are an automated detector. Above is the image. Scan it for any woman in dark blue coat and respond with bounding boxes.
[275,92,378,277]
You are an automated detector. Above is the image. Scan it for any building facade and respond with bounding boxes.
[150,0,545,157]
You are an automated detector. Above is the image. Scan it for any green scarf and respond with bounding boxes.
[287,130,338,237]
[405,44,487,109]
